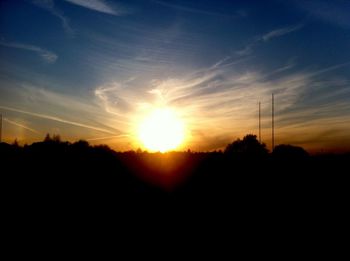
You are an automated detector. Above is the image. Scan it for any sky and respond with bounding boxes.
[1,0,350,153]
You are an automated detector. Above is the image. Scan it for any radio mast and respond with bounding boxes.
[272,94,275,151]
[258,101,261,143]
[0,113,2,143]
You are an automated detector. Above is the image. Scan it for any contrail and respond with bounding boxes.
[3,118,40,134]
[0,106,119,135]
[0,41,58,63]
[310,61,350,77]
[87,134,130,141]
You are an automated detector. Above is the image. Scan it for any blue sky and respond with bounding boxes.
[1,0,350,152]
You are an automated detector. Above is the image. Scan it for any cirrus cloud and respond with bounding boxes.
[64,0,125,15]
[0,41,58,63]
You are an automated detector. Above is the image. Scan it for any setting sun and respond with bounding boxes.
[138,108,185,152]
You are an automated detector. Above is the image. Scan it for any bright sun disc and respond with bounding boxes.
[138,108,185,152]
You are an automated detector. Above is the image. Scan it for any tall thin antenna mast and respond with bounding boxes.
[258,101,261,143]
[272,93,274,151]
[0,113,2,143]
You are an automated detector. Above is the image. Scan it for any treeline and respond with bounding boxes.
[2,133,312,159]
[1,132,348,232]
[1,133,348,191]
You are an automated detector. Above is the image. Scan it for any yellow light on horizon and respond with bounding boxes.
[138,107,185,152]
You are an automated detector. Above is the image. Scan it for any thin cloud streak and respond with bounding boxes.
[5,84,128,136]
[153,0,246,18]
[262,24,303,42]
[293,0,350,28]
[0,41,58,63]
[64,0,124,15]
[0,106,118,135]
[309,61,350,77]
[87,134,130,141]
[32,0,74,34]
[236,24,303,56]
[3,118,40,134]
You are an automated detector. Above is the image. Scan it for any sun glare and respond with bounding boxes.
[138,107,185,152]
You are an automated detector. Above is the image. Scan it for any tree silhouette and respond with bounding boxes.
[72,140,89,148]
[44,133,61,143]
[44,133,51,142]
[52,134,61,143]
[12,139,19,147]
[224,134,268,160]
[273,144,309,160]
[0,132,348,214]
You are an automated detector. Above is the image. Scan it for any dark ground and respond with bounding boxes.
[2,139,348,206]
[1,139,348,248]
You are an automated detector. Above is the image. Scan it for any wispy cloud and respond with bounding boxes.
[153,0,246,18]
[262,24,303,42]
[1,54,349,151]
[0,41,58,63]
[64,0,124,15]
[0,106,118,135]
[32,0,74,34]
[236,24,303,56]
[87,134,130,141]
[0,83,130,145]
[236,44,255,56]
[94,57,350,151]
[293,0,350,28]
[3,118,40,134]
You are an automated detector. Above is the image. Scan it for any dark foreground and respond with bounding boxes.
[2,139,349,252]
[2,140,348,209]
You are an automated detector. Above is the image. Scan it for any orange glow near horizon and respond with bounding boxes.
[137,107,185,152]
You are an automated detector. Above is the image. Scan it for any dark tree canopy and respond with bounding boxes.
[224,134,268,160]
[273,144,309,160]
[1,132,348,224]
[44,133,61,143]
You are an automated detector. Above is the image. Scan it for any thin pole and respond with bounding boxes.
[258,101,261,143]
[0,113,2,143]
[272,93,274,151]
